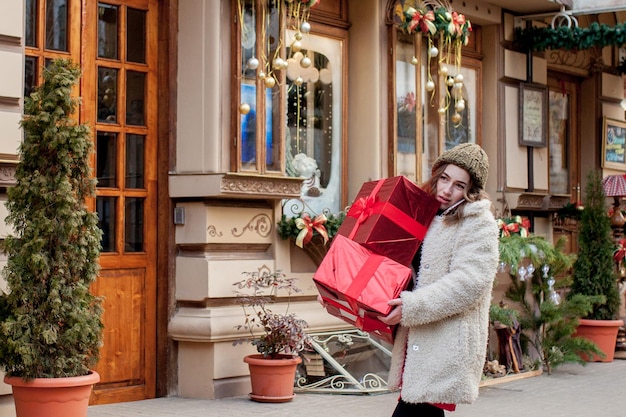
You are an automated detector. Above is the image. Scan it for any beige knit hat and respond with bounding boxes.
[432,143,489,189]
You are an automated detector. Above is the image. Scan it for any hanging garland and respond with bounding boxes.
[392,0,472,125]
[514,21,626,53]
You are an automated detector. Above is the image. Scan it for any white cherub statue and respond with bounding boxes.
[291,153,321,197]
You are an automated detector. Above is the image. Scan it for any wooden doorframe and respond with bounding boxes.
[155,0,178,397]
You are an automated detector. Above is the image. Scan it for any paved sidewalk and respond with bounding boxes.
[88,360,626,417]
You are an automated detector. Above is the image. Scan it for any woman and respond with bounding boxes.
[379,143,500,417]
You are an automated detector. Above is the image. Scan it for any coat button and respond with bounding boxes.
[423,264,430,270]
[412,345,419,351]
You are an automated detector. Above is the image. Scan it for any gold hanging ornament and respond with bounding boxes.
[393,0,471,123]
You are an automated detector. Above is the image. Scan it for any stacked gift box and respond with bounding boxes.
[313,176,439,343]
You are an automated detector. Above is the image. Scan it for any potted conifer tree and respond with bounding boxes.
[0,59,103,417]
[568,171,623,362]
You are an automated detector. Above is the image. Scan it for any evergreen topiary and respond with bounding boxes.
[0,59,103,379]
[568,170,621,320]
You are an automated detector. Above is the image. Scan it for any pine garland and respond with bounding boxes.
[514,22,626,53]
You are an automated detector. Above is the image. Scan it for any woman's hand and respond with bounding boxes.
[378,298,402,325]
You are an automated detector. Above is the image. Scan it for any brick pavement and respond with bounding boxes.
[87,360,626,417]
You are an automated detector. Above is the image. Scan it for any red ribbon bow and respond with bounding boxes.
[348,195,378,227]
[295,214,329,248]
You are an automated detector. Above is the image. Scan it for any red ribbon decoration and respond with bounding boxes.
[346,179,428,242]
[295,214,329,248]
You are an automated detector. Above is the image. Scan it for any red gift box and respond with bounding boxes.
[338,176,439,266]
[313,235,413,344]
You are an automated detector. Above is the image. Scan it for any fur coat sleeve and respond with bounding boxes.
[387,199,499,405]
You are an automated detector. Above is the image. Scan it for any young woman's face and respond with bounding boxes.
[435,164,470,210]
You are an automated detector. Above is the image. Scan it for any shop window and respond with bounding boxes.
[233,0,346,214]
[387,3,481,183]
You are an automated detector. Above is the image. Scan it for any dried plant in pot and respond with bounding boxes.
[233,268,311,402]
[0,59,103,417]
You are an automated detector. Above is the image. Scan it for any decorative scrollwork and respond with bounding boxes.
[295,373,388,393]
[231,213,272,238]
[207,225,223,237]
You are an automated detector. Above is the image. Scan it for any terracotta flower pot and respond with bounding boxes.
[574,318,624,362]
[244,354,301,403]
[5,371,99,417]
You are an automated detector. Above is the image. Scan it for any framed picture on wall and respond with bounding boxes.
[602,117,626,170]
[519,83,548,147]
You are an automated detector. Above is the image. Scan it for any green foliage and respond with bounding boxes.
[496,234,603,373]
[569,171,621,320]
[514,22,626,53]
[233,269,311,359]
[0,59,103,379]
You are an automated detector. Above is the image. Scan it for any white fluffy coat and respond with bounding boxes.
[387,199,499,405]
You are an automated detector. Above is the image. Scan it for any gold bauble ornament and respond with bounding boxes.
[295,32,303,41]
[273,58,286,70]
[440,66,449,76]
[264,76,276,88]
[426,80,436,92]
[294,77,303,86]
[247,57,259,70]
[455,73,464,83]
[453,82,463,91]
[451,112,462,124]
[300,21,311,34]
[300,56,312,68]
[455,99,466,112]
[411,56,418,65]
[291,40,302,52]
[438,107,446,115]
[446,77,454,87]
[239,103,251,115]
[429,47,439,57]
[258,71,266,80]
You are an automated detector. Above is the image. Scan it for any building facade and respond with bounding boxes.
[0,0,624,412]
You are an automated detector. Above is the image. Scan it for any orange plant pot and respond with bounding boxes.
[244,354,301,403]
[574,319,624,362]
[5,371,99,417]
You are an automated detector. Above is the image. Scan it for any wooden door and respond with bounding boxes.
[24,0,159,404]
[81,0,159,404]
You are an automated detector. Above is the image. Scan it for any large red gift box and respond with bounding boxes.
[313,235,413,344]
[337,176,439,267]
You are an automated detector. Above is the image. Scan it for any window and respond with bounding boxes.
[233,0,345,215]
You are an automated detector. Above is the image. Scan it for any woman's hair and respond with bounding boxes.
[422,163,490,223]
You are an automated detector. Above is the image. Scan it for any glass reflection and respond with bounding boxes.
[126,71,145,126]
[125,198,144,252]
[96,131,117,188]
[98,67,118,123]
[96,196,117,252]
[126,135,145,189]
[127,8,146,63]
[98,3,118,59]
[24,57,37,100]
[45,0,68,51]
[25,0,37,47]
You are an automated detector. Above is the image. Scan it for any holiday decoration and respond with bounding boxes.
[515,21,626,53]
[392,0,471,126]
[237,0,320,93]
[496,216,531,238]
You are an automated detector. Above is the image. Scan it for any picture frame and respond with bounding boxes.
[519,83,548,147]
[601,116,626,170]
